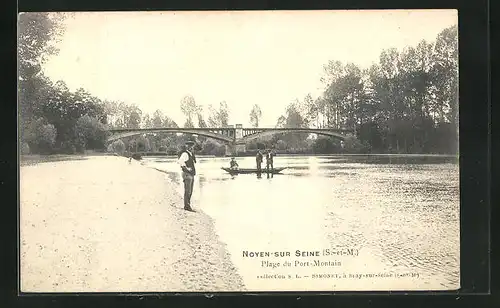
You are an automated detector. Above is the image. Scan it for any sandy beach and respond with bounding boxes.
[20,155,245,293]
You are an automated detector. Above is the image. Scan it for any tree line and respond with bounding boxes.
[18,13,233,156]
[271,25,458,154]
[18,13,458,156]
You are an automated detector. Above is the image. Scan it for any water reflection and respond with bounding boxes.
[143,154,459,290]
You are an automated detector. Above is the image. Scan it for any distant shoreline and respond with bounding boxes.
[140,153,459,158]
[20,152,458,166]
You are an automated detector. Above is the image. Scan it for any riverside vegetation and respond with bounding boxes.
[19,13,458,157]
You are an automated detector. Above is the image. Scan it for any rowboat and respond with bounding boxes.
[221,167,287,174]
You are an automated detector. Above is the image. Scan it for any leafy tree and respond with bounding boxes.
[343,135,367,153]
[180,95,200,126]
[430,25,458,125]
[312,137,341,154]
[75,115,107,150]
[18,12,66,139]
[25,117,57,154]
[184,118,194,128]
[152,110,164,128]
[142,114,153,128]
[249,104,262,127]
[206,102,230,127]
[218,101,230,127]
[197,112,207,128]
[357,121,383,152]
[275,140,287,151]
[207,104,219,127]
[200,139,226,156]
[275,115,286,128]
[110,139,126,154]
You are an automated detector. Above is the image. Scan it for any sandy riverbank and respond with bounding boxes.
[20,155,245,292]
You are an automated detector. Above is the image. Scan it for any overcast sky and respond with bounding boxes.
[43,10,457,127]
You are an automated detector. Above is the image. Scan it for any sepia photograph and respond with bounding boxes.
[18,10,459,293]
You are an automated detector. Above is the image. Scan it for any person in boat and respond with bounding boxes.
[266,148,275,175]
[177,141,197,212]
[229,157,239,170]
[256,150,263,172]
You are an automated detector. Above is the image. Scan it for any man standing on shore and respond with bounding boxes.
[177,141,197,212]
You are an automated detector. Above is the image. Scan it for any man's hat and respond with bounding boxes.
[185,141,195,146]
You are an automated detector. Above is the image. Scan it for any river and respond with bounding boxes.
[142,154,460,292]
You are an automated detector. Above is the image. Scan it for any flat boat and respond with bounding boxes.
[221,167,286,174]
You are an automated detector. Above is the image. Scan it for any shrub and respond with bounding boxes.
[111,139,126,154]
[342,135,369,154]
[276,140,287,151]
[166,146,178,155]
[20,142,30,155]
[75,115,107,150]
[134,135,150,152]
[25,118,57,154]
[312,137,341,154]
[200,139,226,156]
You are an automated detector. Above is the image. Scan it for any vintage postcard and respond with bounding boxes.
[18,9,459,293]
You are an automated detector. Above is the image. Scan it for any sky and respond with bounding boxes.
[42,10,457,127]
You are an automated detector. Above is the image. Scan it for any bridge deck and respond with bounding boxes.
[106,127,355,144]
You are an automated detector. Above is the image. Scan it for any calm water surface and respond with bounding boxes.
[143,155,460,291]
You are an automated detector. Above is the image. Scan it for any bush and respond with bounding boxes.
[357,121,383,152]
[134,135,150,152]
[20,142,30,155]
[75,115,107,150]
[25,117,57,154]
[111,139,126,154]
[276,140,287,151]
[200,139,226,156]
[247,142,258,150]
[166,146,178,155]
[312,137,341,154]
[342,135,369,154]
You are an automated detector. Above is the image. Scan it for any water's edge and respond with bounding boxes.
[145,163,248,291]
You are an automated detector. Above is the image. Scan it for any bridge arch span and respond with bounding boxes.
[106,128,234,144]
[241,129,351,143]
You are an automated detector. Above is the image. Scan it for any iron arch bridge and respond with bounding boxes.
[239,128,353,143]
[106,127,355,144]
[106,127,235,144]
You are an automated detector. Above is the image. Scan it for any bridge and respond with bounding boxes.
[107,124,355,155]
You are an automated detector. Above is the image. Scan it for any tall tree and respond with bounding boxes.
[127,105,142,128]
[180,95,200,126]
[152,110,164,128]
[18,12,67,137]
[206,102,230,127]
[430,25,458,125]
[184,118,195,128]
[218,101,230,127]
[249,104,262,127]
[275,115,286,128]
[198,113,208,128]
[207,104,219,127]
[142,114,153,128]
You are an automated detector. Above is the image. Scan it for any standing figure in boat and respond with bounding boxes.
[256,150,263,173]
[229,157,239,170]
[266,148,275,178]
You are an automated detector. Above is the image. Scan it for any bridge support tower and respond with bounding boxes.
[225,124,246,156]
